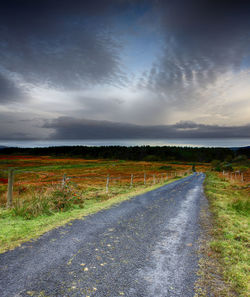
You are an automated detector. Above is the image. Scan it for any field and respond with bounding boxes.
[0,155,207,252]
[0,155,210,206]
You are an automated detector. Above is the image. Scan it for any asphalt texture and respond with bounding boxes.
[0,173,206,297]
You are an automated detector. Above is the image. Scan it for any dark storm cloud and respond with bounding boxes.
[0,73,26,103]
[44,117,250,139]
[144,0,250,96]
[0,111,50,139]
[0,0,128,89]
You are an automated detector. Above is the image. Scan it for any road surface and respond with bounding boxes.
[0,173,206,297]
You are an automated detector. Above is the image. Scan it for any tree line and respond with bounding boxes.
[1,145,248,162]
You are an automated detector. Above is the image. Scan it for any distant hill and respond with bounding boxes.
[234,146,250,158]
[230,146,250,150]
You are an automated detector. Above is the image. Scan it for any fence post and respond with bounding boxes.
[7,168,14,208]
[62,173,67,187]
[130,174,133,188]
[241,173,244,182]
[161,174,163,183]
[144,173,146,185]
[166,173,168,181]
[153,174,156,184]
[106,175,110,193]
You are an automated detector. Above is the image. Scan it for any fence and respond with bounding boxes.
[222,170,250,183]
[0,168,192,208]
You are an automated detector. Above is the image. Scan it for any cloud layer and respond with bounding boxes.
[44,117,250,139]
[0,0,250,140]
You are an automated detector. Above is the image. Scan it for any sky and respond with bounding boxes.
[0,0,250,140]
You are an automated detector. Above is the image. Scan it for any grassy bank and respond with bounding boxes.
[0,176,183,254]
[203,172,249,296]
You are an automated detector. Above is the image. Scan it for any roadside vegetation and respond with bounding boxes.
[0,155,198,253]
[203,171,249,296]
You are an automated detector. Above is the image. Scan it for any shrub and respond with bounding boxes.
[233,155,248,163]
[211,160,221,171]
[159,165,172,170]
[221,162,233,171]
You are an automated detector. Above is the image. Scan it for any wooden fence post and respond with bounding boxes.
[144,173,146,185]
[241,173,244,182]
[62,173,67,187]
[130,174,133,188]
[153,174,156,184]
[106,175,110,193]
[161,174,163,183]
[7,168,14,208]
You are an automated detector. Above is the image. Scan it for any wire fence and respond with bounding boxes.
[0,168,192,208]
[221,170,250,183]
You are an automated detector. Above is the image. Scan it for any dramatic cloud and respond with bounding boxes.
[0,0,127,90]
[44,117,250,139]
[142,1,250,97]
[0,111,52,139]
[0,0,250,141]
[0,73,26,103]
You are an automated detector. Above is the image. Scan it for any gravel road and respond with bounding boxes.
[0,173,206,297]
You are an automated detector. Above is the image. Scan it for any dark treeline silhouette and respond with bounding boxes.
[236,146,250,158]
[1,145,248,162]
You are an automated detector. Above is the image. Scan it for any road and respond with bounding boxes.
[0,173,206,297]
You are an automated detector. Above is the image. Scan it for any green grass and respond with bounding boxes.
[204,172,250,296]
[0,177,182,254]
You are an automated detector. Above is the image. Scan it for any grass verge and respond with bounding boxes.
[198,172,249,297]
[0,176,183,254]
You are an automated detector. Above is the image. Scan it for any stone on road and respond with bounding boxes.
[0,173,206,297]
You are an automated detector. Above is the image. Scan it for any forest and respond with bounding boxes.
[1,145,249,162]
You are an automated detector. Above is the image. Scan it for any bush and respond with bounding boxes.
[221,162,233,171]
[233,155,248,163]
[211,160,221,171]
[159,165,172,170]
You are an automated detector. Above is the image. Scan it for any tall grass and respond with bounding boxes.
[204,172,250,296]
[11,181,85,219]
